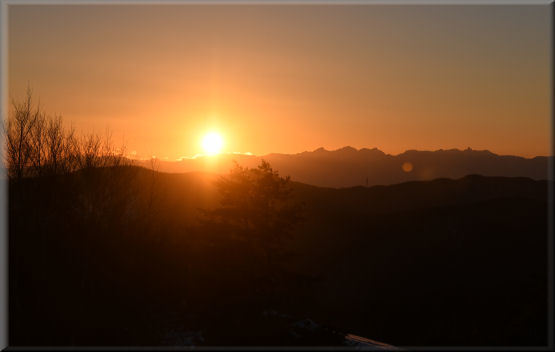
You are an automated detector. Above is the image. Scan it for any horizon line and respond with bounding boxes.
[126,146,553,162]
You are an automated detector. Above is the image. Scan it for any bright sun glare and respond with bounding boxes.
[201,132,224,155]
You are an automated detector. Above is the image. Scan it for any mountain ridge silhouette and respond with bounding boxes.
[134,147,551,188]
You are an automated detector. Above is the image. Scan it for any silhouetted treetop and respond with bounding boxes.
[3,89,128,180]
[206,160,303,247]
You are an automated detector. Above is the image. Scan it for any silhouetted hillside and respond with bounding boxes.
[134,147,551,187]
[9,167,548,346]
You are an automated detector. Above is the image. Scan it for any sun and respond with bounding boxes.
[201,132,224,155]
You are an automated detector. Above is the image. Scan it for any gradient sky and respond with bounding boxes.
[8,4,552,159]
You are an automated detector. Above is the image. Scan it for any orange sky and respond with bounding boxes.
[8,4,552,159]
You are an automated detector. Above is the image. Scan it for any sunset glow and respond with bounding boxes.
[7,5,552,159]
[5,4,551,348]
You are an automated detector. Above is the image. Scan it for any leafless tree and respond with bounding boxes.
[3,89,131,180]
[3,88,40,179]
[44,115,67,176]
[28,111,46,177]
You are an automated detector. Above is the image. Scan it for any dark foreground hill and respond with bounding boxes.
[135,147,551,187]
[9,166,549,347]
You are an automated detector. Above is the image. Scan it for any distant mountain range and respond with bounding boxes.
[133,147,552,188]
